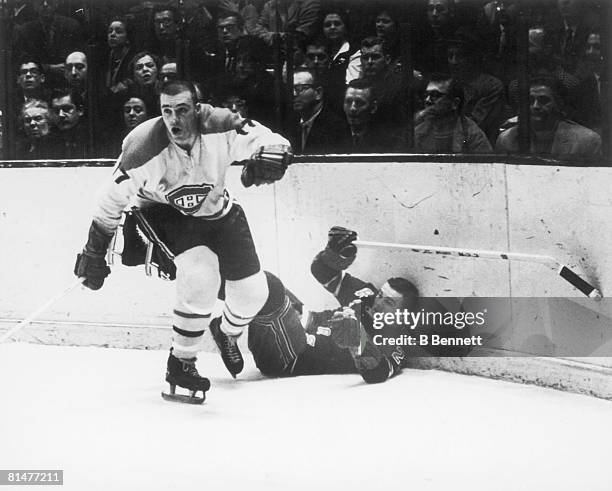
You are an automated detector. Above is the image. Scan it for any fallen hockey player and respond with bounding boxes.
[74,80,293,404]
[245,226,420,383]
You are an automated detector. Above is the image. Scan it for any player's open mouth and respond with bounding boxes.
[171,127,181,135]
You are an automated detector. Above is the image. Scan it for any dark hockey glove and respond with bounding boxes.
[241,144,293,187]
[74,221,113,290]
[327,226,358,258]
[328,307,361,349]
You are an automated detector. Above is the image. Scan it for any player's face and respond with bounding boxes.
[52,95,82,130]
[108,21,128,48]
[343,87,376,126]
[372,282,404,316]
[123,97,148,129]
[22,107,51,138]
[160,90,199,150]
[530,85,559,129]
[323,14,347,43]
[64,52,87,86]
[17,63,44,91]
[134,55,158,86]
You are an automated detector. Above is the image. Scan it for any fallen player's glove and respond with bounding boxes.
[198,103,255,134]
[328,307,361,349]
[241,144,293,187]
[327,226,357,258]
[74,221,113,290]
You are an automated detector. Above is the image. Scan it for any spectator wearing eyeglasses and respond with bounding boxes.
[13,0,84,86]
[16,59,48,103]
[414,74,492,153]
[16,99,61,159]
[291,69,346,154]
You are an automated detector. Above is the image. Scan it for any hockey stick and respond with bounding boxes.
[354,240,602,298]
[0,277,85,343]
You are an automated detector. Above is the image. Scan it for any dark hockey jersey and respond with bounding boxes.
[311,252,404,383]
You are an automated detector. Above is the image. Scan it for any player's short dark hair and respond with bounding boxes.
[346,78,377,101]
[50,88,84,110]
[160,79,199,105]
[387,278,419,308]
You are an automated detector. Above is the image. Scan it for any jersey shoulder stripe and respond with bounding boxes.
[120,117,169,171]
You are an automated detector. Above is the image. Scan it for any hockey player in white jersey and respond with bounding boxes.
[74,80,292,403]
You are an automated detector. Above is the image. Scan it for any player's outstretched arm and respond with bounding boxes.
[240,144,293,187]
[198,103,254,134]
[311,226,358,290]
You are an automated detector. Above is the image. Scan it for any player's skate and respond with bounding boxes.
[162,348,211,404]
[209,317,244,378]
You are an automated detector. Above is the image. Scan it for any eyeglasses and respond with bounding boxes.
[293,84,314,95]
[424,90,449,101]
[20,68,41,76]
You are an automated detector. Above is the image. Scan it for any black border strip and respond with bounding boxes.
[0,153,608,168]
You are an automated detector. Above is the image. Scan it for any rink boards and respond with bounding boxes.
[0,158,611,398]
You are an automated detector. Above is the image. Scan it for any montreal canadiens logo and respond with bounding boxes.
[166,183,213,215]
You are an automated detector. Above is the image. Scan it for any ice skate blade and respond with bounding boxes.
[161,391,206,405]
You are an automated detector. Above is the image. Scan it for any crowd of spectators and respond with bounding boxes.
[4,0,607,160]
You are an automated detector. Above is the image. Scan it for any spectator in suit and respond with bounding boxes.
[253,0,321,47]
[291,69,346,154]
[16,59,48,103]
[13,0,84,85]
[16,99,61,159]
[64,51,88,97]
[496,75,601,156]
[358,36,409,128]
[446,27,509,144]
[50,89,88,159]
[159,61,178,84]
[414,73,492,153]
[339,78,405,152]
[551,0,596,72]
[413,0,457,74]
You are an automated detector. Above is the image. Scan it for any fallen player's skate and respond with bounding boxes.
[210,317,244,378]
[162,348,211,404]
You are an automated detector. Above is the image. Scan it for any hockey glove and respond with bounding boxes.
[328,307,361,349]
[327,226,357,258]
[241,144,293,187]
[74,221,113,290]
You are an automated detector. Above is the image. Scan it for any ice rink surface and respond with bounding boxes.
[1,343,611,491]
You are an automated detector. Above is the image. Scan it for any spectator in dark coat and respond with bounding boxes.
[338,78,406,153]
[291,69,347,154]
[15,59,48,103]
[13,0,84,85]
[253,0,321,46]
[126,51,161,117]
[496,75,601,157]
[50,89,88,159]
[16,99,61,159]
[446,27,510,144]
